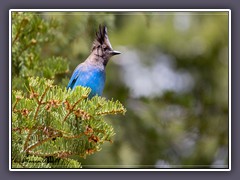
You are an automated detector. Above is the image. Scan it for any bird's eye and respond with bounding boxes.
[103,47,108,51]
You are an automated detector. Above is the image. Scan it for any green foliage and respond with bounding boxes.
[12,12,68,90]
[12,77,126,168]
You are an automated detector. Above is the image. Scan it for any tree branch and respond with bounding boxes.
[25,133,61,153]
[62,97,85,122]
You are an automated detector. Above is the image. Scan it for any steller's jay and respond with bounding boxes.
[67,25,121,98]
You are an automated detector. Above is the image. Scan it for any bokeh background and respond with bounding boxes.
[34,11,229,168]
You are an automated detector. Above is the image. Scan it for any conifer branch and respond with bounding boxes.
[18,40,37,58]
[96,108,126,115]
[12,76,126,168]
[33,86,50,120]
[63,133,84,139]
[12,99,20,111]
[62,111,72,123]
[27,151,75,159]
[12,18,27,45]
[62,97,85,122]
[23,128,33,151]
[25,133,61,153]
[23,86,51,151]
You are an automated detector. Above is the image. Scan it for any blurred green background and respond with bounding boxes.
[37,11,229,168]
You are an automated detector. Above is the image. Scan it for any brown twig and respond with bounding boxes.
[33,86,50,120]
[12,19,25,45]
[95,109,125,115]
[23,128,33,151]
[25,133,60,153]
[62,97,85,122]
[24,86,51,151]
[12,99,20,111]
[63,133,84,139]
[27,151,74,159]
[62,111,72,123]
[12,127,30,133]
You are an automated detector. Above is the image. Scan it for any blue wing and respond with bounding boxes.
[67,64,106,98]
[67,65,82,90]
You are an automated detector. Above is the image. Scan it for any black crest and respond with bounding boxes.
[96,24,107,45]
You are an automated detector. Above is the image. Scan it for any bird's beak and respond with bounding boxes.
[110,50,121,56]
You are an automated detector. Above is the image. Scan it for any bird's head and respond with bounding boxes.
[91,25,121,66]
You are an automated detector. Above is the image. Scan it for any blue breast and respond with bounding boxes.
[67,64,106,98]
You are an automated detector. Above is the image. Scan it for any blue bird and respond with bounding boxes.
[67,25,121,98]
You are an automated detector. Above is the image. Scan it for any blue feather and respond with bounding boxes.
[67,64,106,98]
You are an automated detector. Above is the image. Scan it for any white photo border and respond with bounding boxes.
[9,9,231,171]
